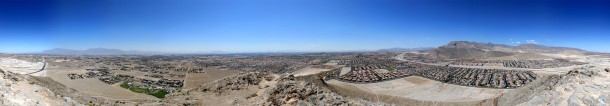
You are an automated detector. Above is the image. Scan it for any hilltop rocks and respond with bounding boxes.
[0,70,82,106]
[265,76,348,106]
[499,66,610,106]
[199,72,266,94]
[167,72,387,106]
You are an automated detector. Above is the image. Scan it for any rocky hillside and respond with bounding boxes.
[498,66,610,106]
[426,41,514,59]
[426,41,588,59]
[161,72,390,106]
[0,69,82,106]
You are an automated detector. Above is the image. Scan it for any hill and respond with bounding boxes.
[426,41,588,59]
[377,47,434,52]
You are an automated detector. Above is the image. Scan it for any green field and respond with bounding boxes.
[129,87,150,93]
[149,89,171,98]
[386,68,396,72]
[120,82,171,98]
[120,82,130,88]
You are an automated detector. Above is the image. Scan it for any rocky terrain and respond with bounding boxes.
[497,65,610,106]
[426,41,588,59]
[0,69,82,106]
[162,72,389,106]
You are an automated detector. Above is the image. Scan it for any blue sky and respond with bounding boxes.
[1,0,609,53]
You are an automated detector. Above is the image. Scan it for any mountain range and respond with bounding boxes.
[40,48,163,55]
[36,47,435,55]
[33,41,588,56]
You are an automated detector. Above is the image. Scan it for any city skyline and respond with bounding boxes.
[1,0,609,53]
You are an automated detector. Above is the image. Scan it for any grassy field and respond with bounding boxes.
[386,68,396,72]
[148,89,170,98]
[120,82,129,88]
[120,82,170,98]
[129,87,149,93]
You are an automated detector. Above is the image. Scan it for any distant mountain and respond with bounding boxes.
[441,41,514,51]
[426,41,514,59]
[40,48,162,55]
[426,41,588,59]
[42,48,80,54]
[377,47,434,52]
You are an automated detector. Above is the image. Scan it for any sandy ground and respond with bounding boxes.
[45,66,157,101]
[373,69,390,73]
[339,67,351,76]
[326,76,510,102]
[324,60,340,65]
[540,53,588,62]
[291,67,333,77]
[183,68,241,89]
[485,53,553,60]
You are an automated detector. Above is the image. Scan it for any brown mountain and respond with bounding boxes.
[426,41,588,59]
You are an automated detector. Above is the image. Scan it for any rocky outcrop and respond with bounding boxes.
[0,71,82,106]
[425,41,590,59]
[426,41,514,59]
[265,75,349,105]
[161,72,270,105]
[162,72,389,106]
[497,66,610,106]
[196,72,266,94]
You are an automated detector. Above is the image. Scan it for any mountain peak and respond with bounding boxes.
[517,43,542,46]
[442,41,512,49]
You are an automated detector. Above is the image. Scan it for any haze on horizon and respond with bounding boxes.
[1,0,609,53]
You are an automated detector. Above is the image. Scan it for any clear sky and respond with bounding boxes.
[1,0,609,53]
